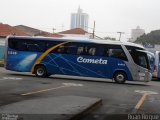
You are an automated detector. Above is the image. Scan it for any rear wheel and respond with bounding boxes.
[35,65,47,77]
[113,71,127,84]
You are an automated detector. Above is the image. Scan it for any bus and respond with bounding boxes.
[152,51,160,79]
[5,36,153,83]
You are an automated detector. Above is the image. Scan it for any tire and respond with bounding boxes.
[35,65,47,77]
[113,71,127,84]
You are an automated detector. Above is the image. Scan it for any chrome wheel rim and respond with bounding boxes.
[116,74,124,82]
[37,68,44,76]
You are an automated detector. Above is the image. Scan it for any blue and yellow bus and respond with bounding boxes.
[5,36,152,83]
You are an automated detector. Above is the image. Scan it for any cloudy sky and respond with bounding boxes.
[0,0,160,40]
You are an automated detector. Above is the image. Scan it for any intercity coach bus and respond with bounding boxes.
[5,36,153,83]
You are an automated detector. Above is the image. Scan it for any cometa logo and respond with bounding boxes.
[77,56,108,64]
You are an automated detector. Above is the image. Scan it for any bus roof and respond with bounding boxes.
[8,35,144,49]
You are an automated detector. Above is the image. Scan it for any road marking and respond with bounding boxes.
[135,90,158,95]
[62,83,83,87]
[21,85,68,96]
[0,77,23,81]
[135,93,148,110]
[21,83,83,96]
[134,90,158,110]
[3,77,23,80]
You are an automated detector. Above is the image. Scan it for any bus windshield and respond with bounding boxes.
[125,46,150,69]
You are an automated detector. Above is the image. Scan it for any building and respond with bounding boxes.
[14,25,63,37]
[34,31,63,38]
[59,28,102,39]
[14,25,44,36]
[59,28,89,38]
[70,7,89,31]
[130,26,145,42]
[0,23,30,45]
[0,23,30,62]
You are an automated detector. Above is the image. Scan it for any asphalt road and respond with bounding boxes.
[0,67,160,120]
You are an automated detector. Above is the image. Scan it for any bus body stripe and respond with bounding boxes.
[31,42,69,73]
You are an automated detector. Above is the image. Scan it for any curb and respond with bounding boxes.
[70,99,102,120]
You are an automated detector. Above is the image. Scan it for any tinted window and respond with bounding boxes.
[125,45,144,52]
[137,52,149,69]
[26,40,46,52]
[8,39,19,50]
[77,44,97,56]
[8,38,61,52]
[46,41,61,50]
[128,49,149,69]
[52,43,98,56]
[103,45,128,61]
[53,43,77,54]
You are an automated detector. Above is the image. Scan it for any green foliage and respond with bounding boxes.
[104,36,116,40]
[135,30,160,44]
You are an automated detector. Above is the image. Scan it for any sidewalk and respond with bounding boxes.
[0,96,102,120]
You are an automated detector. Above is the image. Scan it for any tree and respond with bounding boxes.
[104,36,116,40]
[135,30,160,44]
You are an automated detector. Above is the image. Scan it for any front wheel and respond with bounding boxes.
[35,65,47,77]
[113,71,127,84]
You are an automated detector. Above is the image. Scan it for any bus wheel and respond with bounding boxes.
[113,71,126,84]
[35,65,47,77]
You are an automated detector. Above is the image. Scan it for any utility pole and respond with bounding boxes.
[92,21,95,39]
[117,32,124,41]
[53,28,56,33]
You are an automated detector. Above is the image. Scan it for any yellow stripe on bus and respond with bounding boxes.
[31,42,69,73]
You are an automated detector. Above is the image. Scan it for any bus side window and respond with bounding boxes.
[18,40,27,51]
[95,45,105,56]
[106,45,128,61]
[77,44,97,56]
[54,45,66,53]
[9,39,19,50]
[25,40,46,52]
[109,49,127,61]
[67,44,78,54]
[88,47,96,55]
[77,46,84,55]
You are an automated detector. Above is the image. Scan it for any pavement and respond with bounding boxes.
[0,96,102,120]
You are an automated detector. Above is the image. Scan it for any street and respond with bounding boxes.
[0,67,160,120]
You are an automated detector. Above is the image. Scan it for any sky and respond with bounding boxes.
[0,0,160,41]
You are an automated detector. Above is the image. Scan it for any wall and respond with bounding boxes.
[0,38,5,61]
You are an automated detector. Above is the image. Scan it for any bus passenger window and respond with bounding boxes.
[9,40,18,50]
[88,48,96,55]
[54,46,66,53]
[108,49,127,61]
[18,41,27,51]
[77,47,84,55]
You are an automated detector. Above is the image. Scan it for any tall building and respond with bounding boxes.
[130,26,145,42]
[70,7,89,31]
